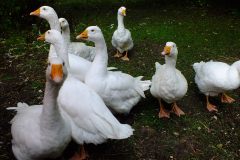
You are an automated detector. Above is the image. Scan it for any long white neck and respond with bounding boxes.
[117,14,125,32]
[165,55,177,68]
[90,37,108,76]
[40,80,62,130]
[62,27,71,45]
[45,13,61,58]
[53,39,70,69]
[47,14,61,32]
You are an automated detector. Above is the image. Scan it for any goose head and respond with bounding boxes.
[30,6,57,21]
[76,26,104,43]
[118,6,126,16]
[162,42,178,57]
[46,57,67,84]
[37,29,63,45]
[59,18,69,31]
[38,29,69,68]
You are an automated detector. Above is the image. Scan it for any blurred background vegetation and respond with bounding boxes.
[0,0,239,32]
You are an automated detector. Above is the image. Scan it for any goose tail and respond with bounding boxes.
[7,102,29,111]
[155,62,162,70]
[7,102,30,124]
[135,76,151,98]
[116,124,134,139]
[193,61,205,73]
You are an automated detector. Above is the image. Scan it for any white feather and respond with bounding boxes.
[7,57,71,160]
[193,60,240,96]
[44,30,134,146]
[111,7,133,53]
[150,42,188,104]
[84,26,150,114]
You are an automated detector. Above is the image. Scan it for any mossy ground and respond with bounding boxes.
[0,4,240,160]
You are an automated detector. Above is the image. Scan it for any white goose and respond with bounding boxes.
[112,6,134,61]
[7,57,71,160]
[193,60,240,112]
[77,26,151,114]
[59,17,96,61]
[30,6,115,82]
[30,6,95,61]
[150,42,187,118]
[39,29,134,160]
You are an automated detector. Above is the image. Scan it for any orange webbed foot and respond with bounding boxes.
[159,102,170,118]
[70,145,89,160]
[171,102,185,117]
[221,93,235,103]
[113,50,122,58]
[121,51,129,61]
[207,103,218,112]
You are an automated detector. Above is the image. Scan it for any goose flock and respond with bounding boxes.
[7,5,240,160]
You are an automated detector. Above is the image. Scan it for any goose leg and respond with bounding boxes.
[113,50,122,58]
[171,102,185,117]
[221,93,235,103]
[121,51,130,61]
[206,96,218,112]
[70,145,89,160]
[158,100,170,118]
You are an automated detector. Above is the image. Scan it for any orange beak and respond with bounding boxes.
[76,30,88,40]
[51,64,63,82]
[162,46,171,55]
[30,8,40,16]
[122,9,126,16]
[37,33,45,41]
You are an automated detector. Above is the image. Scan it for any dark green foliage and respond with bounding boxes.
[1,0,240,33]
[0,0,56,31]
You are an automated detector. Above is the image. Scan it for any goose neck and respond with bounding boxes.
[95,38,107,50]
[48,14,61,32]
[91,38,108,75]
[117,14,125,31]
[41,80,62,129]
[46,13,61,59]
[62,27,71,44]
[53,39,70,69]
[165,55,177,68]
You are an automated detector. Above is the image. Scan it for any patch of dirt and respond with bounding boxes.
[133,126,167,160]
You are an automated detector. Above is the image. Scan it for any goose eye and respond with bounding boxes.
[48,62,50,66]
[63,62,65,66]
[43,7,46,11]
[91,29,94,32]
[47,31,50,34]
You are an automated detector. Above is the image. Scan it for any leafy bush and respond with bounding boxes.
[1,0,239,32]
[0,0,56,31]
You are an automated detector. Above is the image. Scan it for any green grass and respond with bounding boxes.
[1,5,240,160]
[0,74,15,81]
